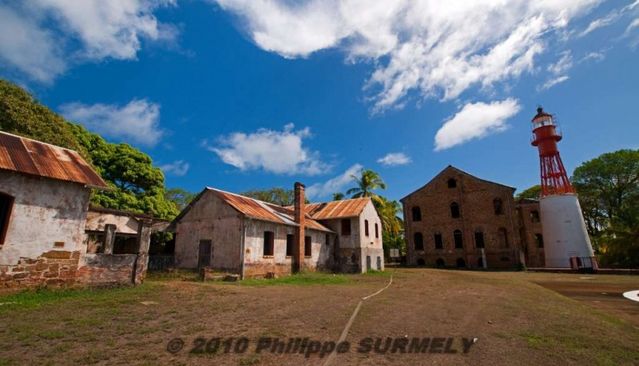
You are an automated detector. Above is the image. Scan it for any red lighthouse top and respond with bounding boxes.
[530,106,575,197]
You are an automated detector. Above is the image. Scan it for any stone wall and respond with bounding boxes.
[402,167,522,269]
[76,254,138,287]
[0,250,80,289]
[516,200,545,267]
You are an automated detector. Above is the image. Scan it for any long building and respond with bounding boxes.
[401,166,545,269]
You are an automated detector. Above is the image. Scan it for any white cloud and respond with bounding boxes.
[209,124,330,175]
[306,164,363,199]
[377,152,411,166]
[0,1,176,82]
[0,6,65,83]
[547,51,573,75]
[539,50,572,90]
[580,51,606,62]
[434,98,521,151]
[539,75,570,91]
[60,99,164,146]
[159,160,190,176]
[216,0,601,110]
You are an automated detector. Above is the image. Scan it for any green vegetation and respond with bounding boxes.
[0,79,180,219]
[241,187,298,206]
[516,185,541,200]
[237,272,350,286]
[345,169,406,257]
[572,149,639,267]
[0,284,156,315]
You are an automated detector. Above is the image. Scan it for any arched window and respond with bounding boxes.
[498,228,509,248]
[456,258,466,268]
[453,230,463,249]
[530,210,540,223]
[474,231,485,248]
[493,198,503,215]
[447,178,457,188]
[414,232,424,250]
[0,192,14,245]
[450,202,460,218]
[411,206,422,222]
[436,258,445,268]
[434,233,443,249]
[364,220,369,236]
[374,223,379,238]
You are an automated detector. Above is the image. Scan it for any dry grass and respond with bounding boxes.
[0,269,637,365]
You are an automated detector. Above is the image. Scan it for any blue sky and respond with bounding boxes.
[1,1,638,202]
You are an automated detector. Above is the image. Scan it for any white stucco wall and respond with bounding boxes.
[358,200,385,271]
[0,171,91,265]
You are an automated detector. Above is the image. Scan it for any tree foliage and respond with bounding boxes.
[165,188,196,211]
[332,192,345,201]
[516,185,541,200]
[572,149,639,266]
[242,188,297,206]
[0,79,179,219]
[346,169,387,199]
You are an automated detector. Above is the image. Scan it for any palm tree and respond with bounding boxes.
[346,169,387,199]
[376,196,402,235]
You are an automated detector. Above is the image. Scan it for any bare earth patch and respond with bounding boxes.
[0,269,637,365]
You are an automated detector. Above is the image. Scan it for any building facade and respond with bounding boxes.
[0,131,159,289]
[173,185,385,278]
[401,166,530,269]
[515,199,545,268]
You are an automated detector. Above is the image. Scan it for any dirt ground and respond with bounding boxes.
[0,269,637,366]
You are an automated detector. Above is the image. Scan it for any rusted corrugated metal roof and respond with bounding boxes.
[208,188,333,233]
[0,131,108,188]
[305,197,370,219]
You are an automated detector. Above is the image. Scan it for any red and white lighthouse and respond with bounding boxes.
[531,107,596,269]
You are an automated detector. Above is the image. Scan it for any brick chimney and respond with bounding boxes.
[293,182,305,273]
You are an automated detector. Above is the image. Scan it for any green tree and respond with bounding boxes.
[573,149,639,235]
[0,79,86,157]
[242,188,296,206]
[346,169,387,200]
[332,192,345,201]
[572,149,639,264]
[516,185,541,200]
[165,188,196,211]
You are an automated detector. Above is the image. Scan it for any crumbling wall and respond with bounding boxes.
[0,171,90,289]
[0,171,90,265]
[174,191,243,271]
[0,250,80,289]
[76,254,137,286]
[243,220,333,278]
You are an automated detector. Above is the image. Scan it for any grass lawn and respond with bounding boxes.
[0,269,637,365]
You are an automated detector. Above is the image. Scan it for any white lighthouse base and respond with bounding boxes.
[540,194,595,268]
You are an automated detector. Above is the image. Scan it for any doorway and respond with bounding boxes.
[198,240,212,269]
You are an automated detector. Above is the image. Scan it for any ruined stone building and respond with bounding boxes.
[0,131,160,289]
[173,183,384,278]
[401,166,545,269]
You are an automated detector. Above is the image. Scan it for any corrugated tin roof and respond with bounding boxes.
[208,188,333,233]
[304,197,371,219]
[0,131,108,188]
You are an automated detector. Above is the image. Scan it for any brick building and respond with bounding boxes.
[401,166,544,269]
